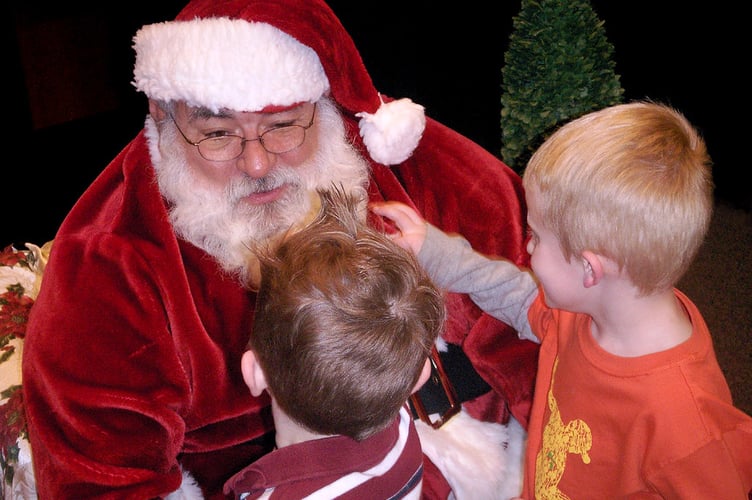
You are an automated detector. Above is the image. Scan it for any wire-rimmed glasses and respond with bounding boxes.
[171,104,316,161]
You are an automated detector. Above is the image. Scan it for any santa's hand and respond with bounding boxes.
[369,201,427,255]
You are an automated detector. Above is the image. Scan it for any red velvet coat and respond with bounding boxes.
[22,115,538,498]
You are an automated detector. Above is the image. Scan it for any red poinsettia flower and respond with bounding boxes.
[0,246,28,269]
[0,385,25,445]
[0,288,33,342]
[0,245,34,488]
[0,385,25,486]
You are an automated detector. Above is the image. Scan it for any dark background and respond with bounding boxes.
[5,1,746,247]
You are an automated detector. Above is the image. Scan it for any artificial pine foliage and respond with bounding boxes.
[500,0,624,172]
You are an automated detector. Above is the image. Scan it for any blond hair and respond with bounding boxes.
[523,101,713,294]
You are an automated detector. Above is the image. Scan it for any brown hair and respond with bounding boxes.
[250,187,446,441]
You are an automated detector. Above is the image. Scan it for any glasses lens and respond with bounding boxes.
[191,107,313,161]
[261,126,306,154]
[198,136,243,161]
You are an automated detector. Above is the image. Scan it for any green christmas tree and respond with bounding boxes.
[500,0,624,172]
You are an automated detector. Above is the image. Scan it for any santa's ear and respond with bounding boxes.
[241,350,268,397]
[148,99,168,122]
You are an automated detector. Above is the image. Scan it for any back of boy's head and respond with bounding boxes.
[522,100,713,294]
[251,187,446,441]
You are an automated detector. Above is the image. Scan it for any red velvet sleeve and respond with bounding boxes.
[22,136,269,498]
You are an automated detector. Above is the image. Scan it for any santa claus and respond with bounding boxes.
[21,0,538,498]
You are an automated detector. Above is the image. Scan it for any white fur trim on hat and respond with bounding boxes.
[356,95,425,166]
[132,17,329,112]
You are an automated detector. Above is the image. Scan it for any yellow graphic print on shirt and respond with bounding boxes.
[535,358,592,500]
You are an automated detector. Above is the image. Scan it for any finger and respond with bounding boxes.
[370,202,422,228]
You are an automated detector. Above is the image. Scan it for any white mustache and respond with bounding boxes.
[228,169,299,199]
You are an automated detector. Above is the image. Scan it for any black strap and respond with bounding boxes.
[409,343,491,419]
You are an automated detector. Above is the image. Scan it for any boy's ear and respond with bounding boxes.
[411,358,433,395]
[581,250,604,288]
[241,350,268,397]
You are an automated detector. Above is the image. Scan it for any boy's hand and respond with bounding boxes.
[369,201,428,255]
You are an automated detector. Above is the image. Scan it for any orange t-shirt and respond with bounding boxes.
[522,289,752,499]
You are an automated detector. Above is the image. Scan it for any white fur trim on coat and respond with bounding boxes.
[164,469,204,500]
[415,409,526,500]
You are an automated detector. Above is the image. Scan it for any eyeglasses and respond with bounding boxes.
[170,104,316,161]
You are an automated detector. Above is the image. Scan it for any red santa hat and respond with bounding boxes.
[132,0,426,166]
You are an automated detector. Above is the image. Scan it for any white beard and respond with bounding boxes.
[146,98,370,285]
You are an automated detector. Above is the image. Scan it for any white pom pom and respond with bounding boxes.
[356,95,426,165]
